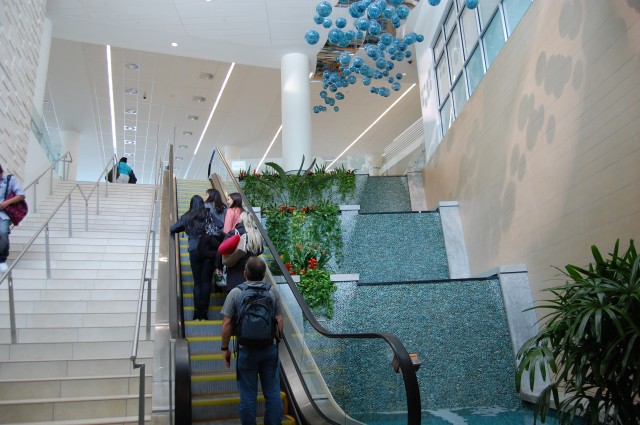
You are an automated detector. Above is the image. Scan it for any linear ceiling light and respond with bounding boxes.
[106,45,117,155]
[257,125,283,171]
[193,62,235,155]
[327,83,416,170]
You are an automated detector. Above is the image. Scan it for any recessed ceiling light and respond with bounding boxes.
[187,115,199,120]
[192,96,206,103]
[125,109,137,115]
[124,125,136,131]
[200,72,214,80]
[171,42,178,47]
[178,145,188,149]
[124,140,136,144]
[182,131,193,136]
[175,156,184,160]
[125,88,138,95]
[124,152,135,157]
[125,63,139,71]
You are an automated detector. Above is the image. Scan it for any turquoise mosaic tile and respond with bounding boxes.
[338,212,450,282]
[305,279,521,415]
[359,176,412,213]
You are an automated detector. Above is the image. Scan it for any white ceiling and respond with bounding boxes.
[44,0,426,183]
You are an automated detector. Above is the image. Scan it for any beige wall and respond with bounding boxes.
[422,0,640,301]
[0,0,47,181]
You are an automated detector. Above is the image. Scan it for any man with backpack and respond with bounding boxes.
[0,164,26,273]
[220,256,284,425]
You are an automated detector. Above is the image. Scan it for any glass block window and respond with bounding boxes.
[433,0,532,136]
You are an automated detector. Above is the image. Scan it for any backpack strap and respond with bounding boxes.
[3,175,11,202]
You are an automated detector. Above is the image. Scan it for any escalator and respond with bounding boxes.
[168,149,421,424]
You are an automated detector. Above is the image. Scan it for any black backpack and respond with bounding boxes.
[234,283,277,348]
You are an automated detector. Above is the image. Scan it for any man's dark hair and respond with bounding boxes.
[0,164,3,173]
[245,256,266,281]
[119,157,127,163]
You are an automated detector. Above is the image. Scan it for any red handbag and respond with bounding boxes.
[4,175,28,226]
[218,233,241,255]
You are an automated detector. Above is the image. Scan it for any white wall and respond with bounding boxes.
[417,0,640,301]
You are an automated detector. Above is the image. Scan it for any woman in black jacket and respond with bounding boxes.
[170,195,214,320]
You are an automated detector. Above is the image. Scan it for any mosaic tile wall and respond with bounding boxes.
[359,176,412,213]
[337,212,450,283]
[306,279,521,415]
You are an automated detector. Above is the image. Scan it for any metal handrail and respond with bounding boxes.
[130,158,164,425]
[0,155,119,343]
[22,151,73,213]
[211,148,422,424]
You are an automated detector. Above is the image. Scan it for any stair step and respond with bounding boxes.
[0,340,154,361]
[0,313,155,329]
[0,374,152,400]
[0,326,153,344]
[0,415,150,425]
[0,357,153,379]
[0,394,151,423]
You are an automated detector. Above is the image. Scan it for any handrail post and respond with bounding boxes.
[45,224,51,279]
[49,167,54,194]
[97,181,101,215]
[145,277,152,339]
[8,273,17,343]
[33,181,38,214]
[85,198,89,231]
[136,362,146,425]
[68,194,73,238]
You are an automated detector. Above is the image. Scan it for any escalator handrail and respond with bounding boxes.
[209,149,422,425]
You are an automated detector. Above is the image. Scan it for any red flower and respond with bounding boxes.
[285,262,292,272]
[308,257,318,270]
[279,205,286,212]
[288,206,294,212]
[301,207,308,213]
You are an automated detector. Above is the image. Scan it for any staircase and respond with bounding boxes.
[0,181,156,425]
[175,180,295,424]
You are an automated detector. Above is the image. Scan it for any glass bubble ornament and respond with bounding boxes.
[396,5,410,19]
[376,57,387,70]
[336,17,347,28]
[390,0,403,5]
[404,50,412,58]
[356,30,365,40]
[428,0,440,5]
[328,28,343,45]
[380,33,393,45]
[388,76,395,83]
[334,106,340,112]
[383,5,396,19]
[339,52,351,65]
[314,14,324,25]
[391,15,402,28]
[347,75,357,84]
[320,90,328,98]
[466,0,478,8]
[416,34,424,42]
[314,106,321,113]
[355,17,370,31]
[316,1,332,18]
[352,56,364,68]
[367,3,382,18]
[305,30,320,45]
[370,87,379,94]
[395,73,403,80]
[322,18,332,28]
[368,20,382,35]
[362,77,371,86]
[404,33,417,44]
[391,82,401,91]
[336,92,345,100]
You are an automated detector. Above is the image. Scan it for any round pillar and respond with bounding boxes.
[281,53,312,172]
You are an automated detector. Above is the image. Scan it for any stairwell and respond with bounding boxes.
[0,181,156,425]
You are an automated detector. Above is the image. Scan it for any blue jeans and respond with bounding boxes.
[237,344,283,425]
[0,219,10,263]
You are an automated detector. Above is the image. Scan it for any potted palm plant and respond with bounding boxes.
[516,240,640,424]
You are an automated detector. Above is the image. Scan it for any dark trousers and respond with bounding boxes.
[189,250,214,317]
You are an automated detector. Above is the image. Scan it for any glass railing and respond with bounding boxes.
[207,148,421,424]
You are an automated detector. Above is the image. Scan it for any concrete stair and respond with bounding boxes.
[0,181,156,425]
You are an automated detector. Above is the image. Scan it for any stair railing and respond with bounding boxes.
[22,151,73,214]
[208,148,422,424]
[130,158,164,425]
[0,155,119,343]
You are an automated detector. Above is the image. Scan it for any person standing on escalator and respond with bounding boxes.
[220,256,284,425]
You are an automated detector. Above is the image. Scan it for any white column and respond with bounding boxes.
[281,53,312,172]
[62,131,81,180]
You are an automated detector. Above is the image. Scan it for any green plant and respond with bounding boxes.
[297,268,336,318]
[516,239,640,424]
[332,164,356,202]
